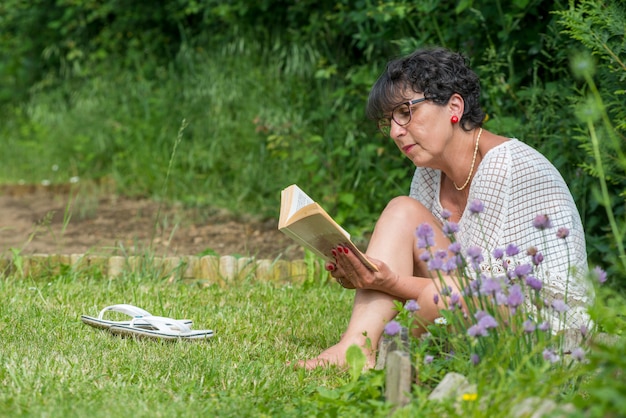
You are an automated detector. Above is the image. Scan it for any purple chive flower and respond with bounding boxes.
[474,310,489,321]
[433,294,439,305]
[523,320,536,333]
[477,313,498,329]
[532,252,544,266]
[405,299,420,312]
[444,258,460,273]
[481,278,502,294]
[468,323,488,337]
[525,275,543,291]
[416,223,435,249]
[507,284,524,308]
[424,355,434,365]
[492,248,504,259]
[419,252,431,262]
[440,286,452,297]
[580,324,588,338]
[505,244,520,257]
[592,266,607,284]
[556,227,570,239]
[543,348,560,363]
[513,264,533,278]
[571,347,585,362]
[551,299,569,313]
[435,249,447,259]
[450,293,461,308]
[533,214,553,230]
[466,246,483,259]
[471,353,480,366]
[466,246,484,268]
[469,199,484,214]
[468,313,498,337]
[384,320,402,336]
[448,242,462,254]
[443,221,459,235]
[538,321,550,332]
[443,259,458,274]
[428,257,444,271]
[495,291,508,306]
[441,209,452,220]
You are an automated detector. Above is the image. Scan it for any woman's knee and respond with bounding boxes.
[417,282,445,321]
[382,196,434,222]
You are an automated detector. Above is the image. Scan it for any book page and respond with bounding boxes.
[288,185,314,219]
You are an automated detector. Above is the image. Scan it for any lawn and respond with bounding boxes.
[2,256,626,417]
[0,271,355,417]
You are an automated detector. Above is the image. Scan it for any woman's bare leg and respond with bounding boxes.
[301,197,451,369]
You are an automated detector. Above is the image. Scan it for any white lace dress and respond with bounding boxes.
[409,138,591,331]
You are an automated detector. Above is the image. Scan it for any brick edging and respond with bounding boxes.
[0,254,320,283]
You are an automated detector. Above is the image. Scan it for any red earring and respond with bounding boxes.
[451,115,459,124]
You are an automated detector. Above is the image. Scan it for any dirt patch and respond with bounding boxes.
[0,184,303,260]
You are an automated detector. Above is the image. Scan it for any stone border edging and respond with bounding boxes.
[0,254,320,283]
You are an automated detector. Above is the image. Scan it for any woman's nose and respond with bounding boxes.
[389,120,406,139]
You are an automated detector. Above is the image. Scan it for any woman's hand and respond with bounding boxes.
[325,245,399,292]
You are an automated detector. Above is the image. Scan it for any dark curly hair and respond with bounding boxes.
[366,47,485,131]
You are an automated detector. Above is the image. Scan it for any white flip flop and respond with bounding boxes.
[81,304,192,330]
[109,315,214,341]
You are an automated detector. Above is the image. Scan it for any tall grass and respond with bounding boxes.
[0,38,326,218]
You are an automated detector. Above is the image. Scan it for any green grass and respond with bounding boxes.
[0,272,355,417]
[2,262,626,417]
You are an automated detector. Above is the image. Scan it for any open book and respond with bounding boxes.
[278,184,378,272]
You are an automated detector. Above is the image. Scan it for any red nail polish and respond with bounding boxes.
[331,249,338,257]
[343,246,350,254]
[325,263,335,271]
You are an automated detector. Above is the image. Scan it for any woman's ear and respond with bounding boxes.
[448,93,465,120]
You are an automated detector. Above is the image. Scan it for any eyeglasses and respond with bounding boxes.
[377,98,428,136]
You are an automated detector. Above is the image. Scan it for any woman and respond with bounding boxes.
[301,47,590,369]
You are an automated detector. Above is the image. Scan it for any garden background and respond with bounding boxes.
[1,1,626,417]
[1,0,624,287]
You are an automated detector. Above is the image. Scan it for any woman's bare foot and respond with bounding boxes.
[293,340,377,370]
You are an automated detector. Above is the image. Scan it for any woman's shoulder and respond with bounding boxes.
[505,139,563,177]
[481,137,574,203]
[474,136,567,196]
[482,137,553,169]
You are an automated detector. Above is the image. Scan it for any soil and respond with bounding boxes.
[0,184,304,261]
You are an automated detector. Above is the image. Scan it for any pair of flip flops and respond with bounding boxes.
[81,304,214,341]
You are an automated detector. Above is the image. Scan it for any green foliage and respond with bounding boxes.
[307,365,389,417]
[573,287,626,417]
[555,0,626,285]
[0,0,625,284]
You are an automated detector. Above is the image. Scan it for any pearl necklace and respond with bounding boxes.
[454,127,483,191]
